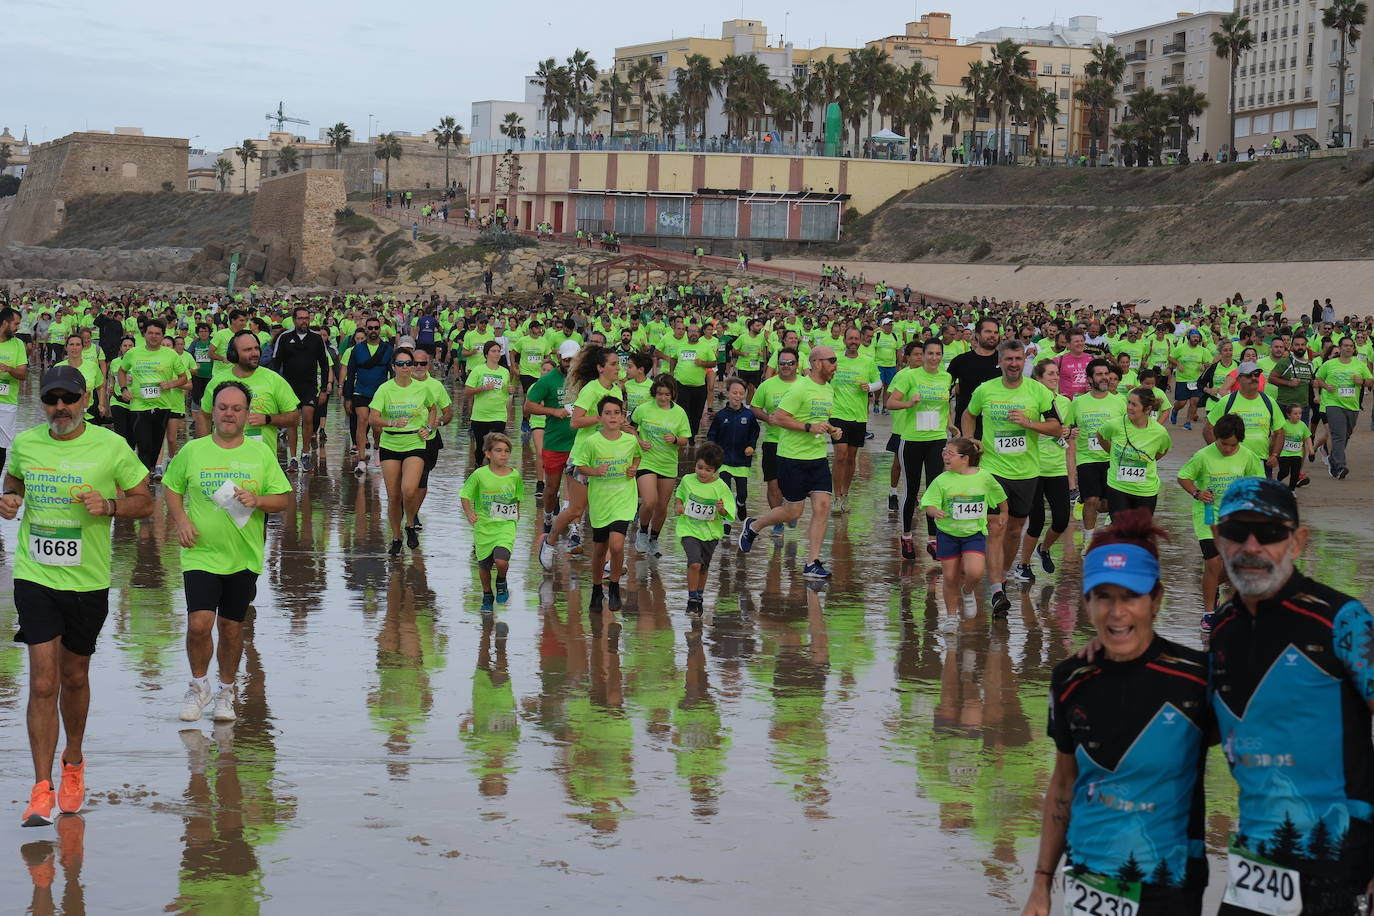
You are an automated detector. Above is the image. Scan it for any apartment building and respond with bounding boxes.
[1112,12,1232,160]
[1231,0,1371,150]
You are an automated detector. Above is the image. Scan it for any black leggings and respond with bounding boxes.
[901,439,945,536]
[721,471,748,520]
[1027,475,1071,539]
[1106,486,1157,517]
[678,385,708,438]
[131,408,169,470]
[1276,455,1303,489]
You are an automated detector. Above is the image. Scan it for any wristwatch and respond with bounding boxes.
[805,422,812,433]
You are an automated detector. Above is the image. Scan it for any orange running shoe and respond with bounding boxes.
[22,780,55,828]
[56,813,85,868]
[58,758,85,815]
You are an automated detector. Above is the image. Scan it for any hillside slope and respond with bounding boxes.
[43,191,255,250]
[833,156,1374,265]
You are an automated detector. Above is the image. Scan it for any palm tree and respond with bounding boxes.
[533,58,567,142]
[499,112,527,147]
[374,132,401,191]
[565,49,598,139]
[1113,120,1143,166]
[908,90,940,160]
[1126,88,1171,165]
[989,39,1032,162]
[1027,87,1061,160]
[1167,86,1209,162]
[600,73,632,140]
[277,144,300,173]
[848,46,895,155]
[573,92,601,142]
[1323,0,1368,145]
[235,139,259,193]
[326,122,352,170]
[942,93,974,156]
[675,53,723,141]
[654,91,682,145]
[1078,42,1127,164]
[626,57,663,135]
[433,116,462,186]
[1211,13,1256,159]
[961,61,992,160]
[213,156,235,192]
[837,65,868,156]
[787,70,822,143]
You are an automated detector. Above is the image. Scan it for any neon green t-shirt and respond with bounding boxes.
[830,353,879,423]
[199,367,298,438]
[631,400,690,478]
[1315,357,1366,411]
[1098,417,1172,496]
[919,469,1008,537]
[0,337,27,405]
[162,435,292,574]
[891,367,952,443]
[1177,443,1264,541]
[1065,392,1126,465]
[469,364,511,423]
[1206,391,1282,460]
[750,375,796,444]
[459,465,524,561]
[369,378,437,453]
[123,345,184,412]
[966,377,1057,480]
[569,431,642,527]
[775,376,834,461]
[673,474,736,542]
[11,424,148,591]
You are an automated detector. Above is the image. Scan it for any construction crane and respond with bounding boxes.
[265,102,310,132]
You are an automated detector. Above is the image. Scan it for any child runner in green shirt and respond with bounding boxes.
[460,432,524,630]
[673,443,736,617]
[569,395,642,613]
[921,437,1008,631]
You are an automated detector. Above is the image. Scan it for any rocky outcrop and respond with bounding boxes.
[0,242,198,281]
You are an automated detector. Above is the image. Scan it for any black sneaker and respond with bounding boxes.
[535,479,545,499]
[686,598,704,618]
[411,514,423,531]
[1296,473,1311,489]
[589,587,604,614]
[803,560,832,579]
[1200,612,1216,633]
[1338,466,1350,479]
[900,536,916,560]
[1012,562,1035,583]
[738,517,759,552]
[607,585,622,612]
[925,540,938,561]
[888,493,899,511]
[1038,546,1056,575]
[405,526,420,549]
[990,590,1011,617]
[387,538,402,557]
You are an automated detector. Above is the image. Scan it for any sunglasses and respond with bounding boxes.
[777,360,796,367]
[41,392,81,405]
[414,361,430,367]
[1217,518,1294,545]
[818,357,838,364]
[1244,371,1263,379]
[366,325,381,330]
[393,360,414,367]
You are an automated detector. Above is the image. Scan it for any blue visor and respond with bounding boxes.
[1082,543,1160,596]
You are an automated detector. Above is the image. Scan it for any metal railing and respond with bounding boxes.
[464,136,949,162]
[1124,49,1147,61]
[1163,41,1187,55]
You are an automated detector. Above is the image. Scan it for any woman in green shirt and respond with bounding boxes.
[465,340,511,467]
[1017,359,1072,580]
[370,347,439,556]
[886,339,951,561]
[1097,387,1171,520]
[631,375,691,556]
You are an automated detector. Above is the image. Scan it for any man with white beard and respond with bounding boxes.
[1209,477,1374,915]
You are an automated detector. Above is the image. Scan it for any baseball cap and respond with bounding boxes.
[1237,360,1261,374]
[1082,543,1160,597]
[557,340,580,359]
[40,366,86,397]
[1187,328,1202,338]
[1217,476,1299,525]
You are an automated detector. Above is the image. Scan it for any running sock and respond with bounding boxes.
[495,576,507,588]
[992,581,1005,594]
[639,524,650,535]
[483,592,494,602]
[650,529,661,539]
[219,681,234,691]
[890,487,899,496]
[688,589,703,602]
[194,675,211,691]
[608,581,620,598]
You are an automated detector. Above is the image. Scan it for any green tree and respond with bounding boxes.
[499,111,527,146]
[373,132,401,191]
[1323,0,1368,145]
[0,174,19,198]
[213,156,235,192]
[627,57,663,135]
[1115,852,1146,884]
[533,58,569,141]
[1211,12,1256,159]
[565,48,598,138]
[962,60,992,158]
[235,139,259,194]
[1079,42,1126,164]
[326,121,352,170]
[675,53,724,140]
[989,39,1032,162]
[277,144,300,173]
[0,143,10,173]
[433,115,462,186]
[1126,87,1171,165]
[1114,120,1141,166]
[1167,86,1209,162]
[943,93,974,153]
[848,45,896,155]
[600,73,632,139]
[1026,87,1061,160]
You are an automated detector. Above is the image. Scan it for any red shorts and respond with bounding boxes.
[541,449,570,477]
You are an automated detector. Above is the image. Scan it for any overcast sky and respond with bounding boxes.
[12,0,1217,153]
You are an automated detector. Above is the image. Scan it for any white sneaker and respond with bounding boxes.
[538,536,555,571]
[635,530,650,553]
[939,614,959,633]
[647,537,661,558]
[179,679,213,721]
[354,460,366,475]
[212,684,236,722]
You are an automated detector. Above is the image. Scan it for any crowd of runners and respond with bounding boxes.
[1,283,1371,914]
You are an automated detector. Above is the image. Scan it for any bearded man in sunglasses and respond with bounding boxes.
[1210,477,1374,915]
[0,366,153,827]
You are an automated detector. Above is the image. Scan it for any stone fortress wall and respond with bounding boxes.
[249,169,346,282]
[1,132,188,244]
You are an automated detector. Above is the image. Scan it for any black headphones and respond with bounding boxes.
[226,329,256,365]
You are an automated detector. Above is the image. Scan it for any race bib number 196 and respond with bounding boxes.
[141,384,162,400]
[29,524,83,567]
[1222,847,1301,916]
[1063,871,1140,916]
